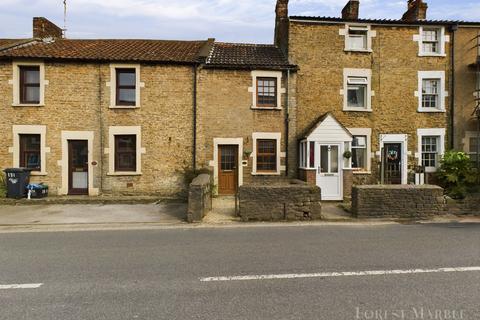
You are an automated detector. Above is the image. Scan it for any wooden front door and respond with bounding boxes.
[218,145,238,195]
[68,140,89,195]
[384,143,402,185]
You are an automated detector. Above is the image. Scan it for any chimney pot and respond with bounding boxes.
[342,0,360,20]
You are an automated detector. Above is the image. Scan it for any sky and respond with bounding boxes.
[1,0,479,43]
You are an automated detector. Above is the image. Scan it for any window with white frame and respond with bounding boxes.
[352,135,367,171]
[107,126,145,175]
[421,136,439,168]
[347,27,368,51]
[249,71,284,109]
[422,79,440,109]
[417,71,447,112]
[340,25,376,52]
[109,64,143,108]
[422,28,440,54]
[252,132,281,175]
[417,128,445,172]
[343,69,373,111]
[348,128,372,173]
[11,61,47,106]
[415,26,448,57]
[299,141,315,169]
[347,77,367,109]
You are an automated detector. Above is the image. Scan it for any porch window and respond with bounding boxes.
[257,77,277,108]
[19,66,40,104]
[421,136,439,169]
[300,141,307,168]
[19,134,41,171]
[309,141,315,169]
[422,79,440,109]
[256,139,277,172]
[114,135,137,172]
[352,135,367,171]
[116,68,136,106]
[347,77,367,109]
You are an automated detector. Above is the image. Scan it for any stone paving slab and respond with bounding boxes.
[0,203,187,225]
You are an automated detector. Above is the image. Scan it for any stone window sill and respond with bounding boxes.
[345,48,372,53]
[343,108,372,112]
[417,108,446,113]
[109,105,140,109]
[353,171,371,175]
[12,104,45,107]
[30,171,48,176]
[252,171,281,176]
[107,172,142,176]
[251,106,282,111]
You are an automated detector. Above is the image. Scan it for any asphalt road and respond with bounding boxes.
[1,223,479,320]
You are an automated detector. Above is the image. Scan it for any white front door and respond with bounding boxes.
[316,143,343,201]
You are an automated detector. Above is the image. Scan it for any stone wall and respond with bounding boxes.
[238,180,322,221]
[448,193,480,216]
[187,174,212,223]
[352,185,446,218]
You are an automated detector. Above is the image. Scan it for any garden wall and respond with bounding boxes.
[352,185,446,218]
[238,180,322,221]
[187,174,212,223]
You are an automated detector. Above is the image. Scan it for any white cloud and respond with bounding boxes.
[0,0,478,42]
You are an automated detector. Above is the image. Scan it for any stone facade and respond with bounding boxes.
[187,174,212,222]
[0,61,195,197]
[289,21,450,187]
[352,185,446,218]
[196,68,290,190]
[238,180,322,221]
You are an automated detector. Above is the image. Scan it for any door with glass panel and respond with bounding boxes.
[316,144,342,200]
[68,140,89,195]
[218,145,238,195]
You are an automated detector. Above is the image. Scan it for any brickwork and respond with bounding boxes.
[238,180,322,221]
[352,185,446,218]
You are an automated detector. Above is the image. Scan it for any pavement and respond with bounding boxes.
[0,223,479,319]
[0,196,479,233]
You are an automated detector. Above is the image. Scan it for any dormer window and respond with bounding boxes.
[347,27,368,51]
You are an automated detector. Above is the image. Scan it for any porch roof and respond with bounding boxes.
[302,113,352,141]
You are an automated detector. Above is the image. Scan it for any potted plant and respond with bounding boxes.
[244,149,252,159]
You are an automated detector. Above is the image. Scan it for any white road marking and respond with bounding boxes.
[0,283,43,290]
[200,266,480,282]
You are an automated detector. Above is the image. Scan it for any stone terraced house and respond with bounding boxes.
[0,0,479,200]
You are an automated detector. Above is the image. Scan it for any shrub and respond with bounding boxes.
[436,151,478,199]
[0,172,6,198]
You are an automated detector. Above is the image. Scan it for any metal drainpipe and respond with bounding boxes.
[193,64,198,172]
[98,64,104,194]
[285,69,290,176]
[450,24,458,150]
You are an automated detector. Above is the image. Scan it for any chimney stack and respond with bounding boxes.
[342,0,360,20]
[402,0,428,22]
[33,17,63,39]
[274,0,289,56]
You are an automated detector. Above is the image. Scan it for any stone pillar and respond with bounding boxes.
[343,169,353,201]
